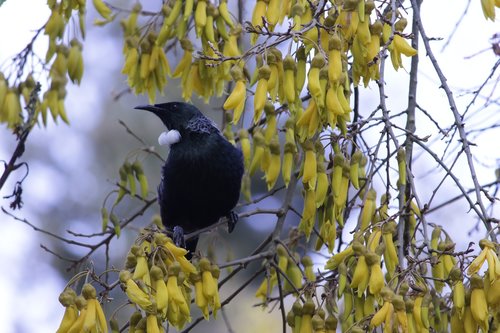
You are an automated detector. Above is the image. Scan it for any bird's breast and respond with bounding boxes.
[159,137,243,230]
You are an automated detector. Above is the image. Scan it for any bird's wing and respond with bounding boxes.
[157,174,168,222]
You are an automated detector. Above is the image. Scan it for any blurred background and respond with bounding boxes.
[0,1,498,332]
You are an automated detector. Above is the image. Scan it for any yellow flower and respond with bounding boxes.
[56,289,78,333]
[120,271,153,311]
[255,268,277,301]
[387,19,418,70]
[468,239,500,284]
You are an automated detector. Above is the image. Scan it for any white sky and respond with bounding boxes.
[0,1,498,332]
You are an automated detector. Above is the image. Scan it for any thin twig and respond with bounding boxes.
[402,0,421,261]
[440,0,471,52]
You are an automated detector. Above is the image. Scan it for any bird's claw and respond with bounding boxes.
[173,226,186,249]
[227,211,238,233]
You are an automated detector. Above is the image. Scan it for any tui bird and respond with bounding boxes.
[135,102,244,256]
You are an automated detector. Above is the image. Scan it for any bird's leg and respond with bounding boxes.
[226,211,239,233]
[173,226,187,249]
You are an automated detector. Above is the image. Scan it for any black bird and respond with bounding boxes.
[135,102,244,255]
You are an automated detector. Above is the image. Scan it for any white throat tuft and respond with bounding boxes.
[158,130,181,147]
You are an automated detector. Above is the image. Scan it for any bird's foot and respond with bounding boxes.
[227,211,238,233]
[173,226,186,249]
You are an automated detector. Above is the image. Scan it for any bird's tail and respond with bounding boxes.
[185,237,198,260]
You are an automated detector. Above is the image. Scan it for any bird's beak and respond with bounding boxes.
[135,104,173,130]
[134,104,162,113]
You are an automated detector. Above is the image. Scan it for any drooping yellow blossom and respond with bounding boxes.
[468,239,500,284]
[385,18,418,71]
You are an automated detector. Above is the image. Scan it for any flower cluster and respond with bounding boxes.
[55,284,107,333]
[55,230,222,332]
[119,231,221,330]
[1,0,85,129]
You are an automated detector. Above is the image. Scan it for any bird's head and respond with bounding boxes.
[135,102,204,132]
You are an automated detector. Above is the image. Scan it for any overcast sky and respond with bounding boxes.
[0,1,498,332]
